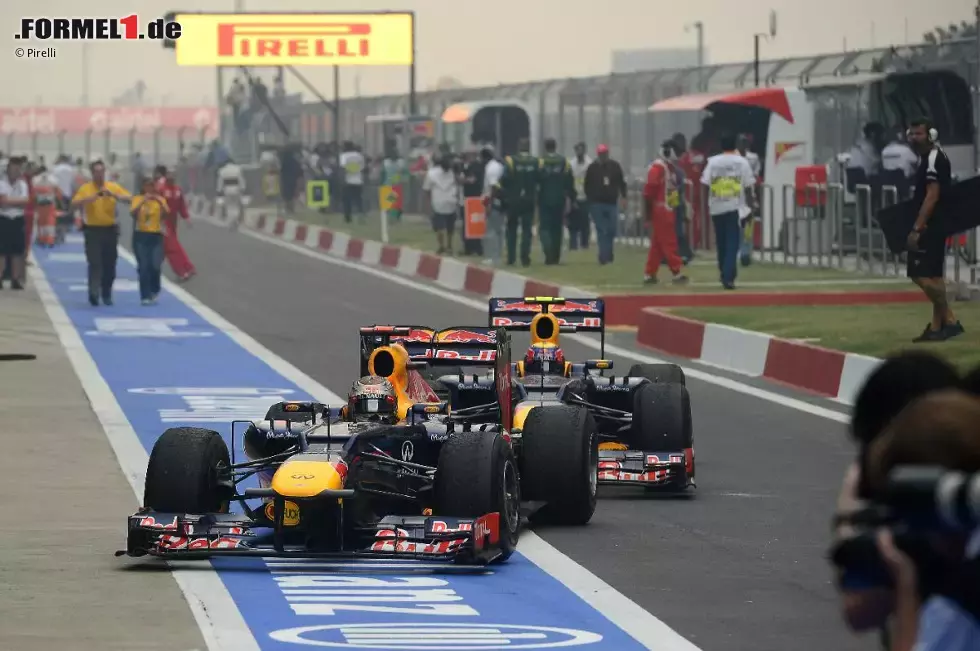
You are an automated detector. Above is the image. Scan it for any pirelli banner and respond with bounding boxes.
[174,12,415,66]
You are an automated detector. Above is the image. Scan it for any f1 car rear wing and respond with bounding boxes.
[422,326,502,365]
[359,325,435,376]
[418,327,513,432]
[488,296,606,356]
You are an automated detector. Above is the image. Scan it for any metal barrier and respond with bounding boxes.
[611,179,976,283]
[6,128,210,168]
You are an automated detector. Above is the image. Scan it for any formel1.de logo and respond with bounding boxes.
[16,16,182,41]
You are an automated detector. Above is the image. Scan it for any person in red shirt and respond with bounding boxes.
[643,140,689,285]
[154,165,196,281]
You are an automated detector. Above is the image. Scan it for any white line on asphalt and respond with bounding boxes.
[41,245,705,651]
[234,225,851,425]
[31,256,262,651]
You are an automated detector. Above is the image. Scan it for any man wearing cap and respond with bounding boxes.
[537,138,575,265]
[500,138,540,267]
[584,144,627,265]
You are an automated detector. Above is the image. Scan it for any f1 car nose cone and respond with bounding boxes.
[270,459,344,498]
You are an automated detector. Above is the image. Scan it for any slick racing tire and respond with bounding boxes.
[521,405,598,526]
[144,427,231,514]
[630,382,693,455]
[628,362,686,387]
[435,430,520,562]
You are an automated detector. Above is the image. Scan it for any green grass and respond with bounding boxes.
[288,208,436,250]
[672,303,980,371]
[284,207,914,295]
[521,248,913,294]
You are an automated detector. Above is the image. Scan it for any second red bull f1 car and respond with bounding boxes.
[489,296,696,493]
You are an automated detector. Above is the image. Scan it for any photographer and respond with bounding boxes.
[863,390,980,650]
[71,161,132,306]
[833,351,961,632]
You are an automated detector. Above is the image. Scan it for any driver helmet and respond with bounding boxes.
[524,343,564,374]
[347,375,399,423]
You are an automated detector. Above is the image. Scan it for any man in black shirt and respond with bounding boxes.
[459,149,485,256]
[905,117,963,342]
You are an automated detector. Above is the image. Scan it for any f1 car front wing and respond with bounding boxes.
[598,449,693,488]
[118,511,505,565]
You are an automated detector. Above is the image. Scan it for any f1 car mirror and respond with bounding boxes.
[585,359,614,371]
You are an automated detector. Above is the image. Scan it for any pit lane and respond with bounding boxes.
[172,219,864,651]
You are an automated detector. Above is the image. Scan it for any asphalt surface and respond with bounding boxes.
[170,219,865,651]
[0,287,204,651]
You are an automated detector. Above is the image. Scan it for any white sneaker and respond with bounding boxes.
[141,298,151,306]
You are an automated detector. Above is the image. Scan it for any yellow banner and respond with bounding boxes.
[175,13,414,67]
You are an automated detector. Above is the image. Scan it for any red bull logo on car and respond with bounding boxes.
[391,328,434,344]
[436,329,496,344]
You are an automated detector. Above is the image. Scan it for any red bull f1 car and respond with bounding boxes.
[360,324,599,525]
[488,296,695,493]
[120,325,597,563]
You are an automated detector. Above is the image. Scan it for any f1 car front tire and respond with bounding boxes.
[144,427,231,514]
[521,405,598,526]
[435,430,520,562]
[630,382,693,453]
[628,362,686,386]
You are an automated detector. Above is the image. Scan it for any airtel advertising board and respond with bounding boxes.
[0,107,218,135]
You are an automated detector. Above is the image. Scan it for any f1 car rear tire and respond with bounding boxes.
[144,427,231,514]
[630,382,692,453]
[521,405,598,526]
[434,430,520,562]
[628,363,686,387]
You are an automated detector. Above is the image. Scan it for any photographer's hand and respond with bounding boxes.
[876,529,920,651]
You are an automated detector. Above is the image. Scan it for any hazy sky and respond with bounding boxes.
[3,0,973,107]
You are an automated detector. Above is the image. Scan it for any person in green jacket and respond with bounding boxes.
[500,138,539,267]
[537,138,575,265]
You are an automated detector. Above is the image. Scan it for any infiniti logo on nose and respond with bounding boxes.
[269,622,604,649]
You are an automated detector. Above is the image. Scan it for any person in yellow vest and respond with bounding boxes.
[130,177,169,306]
[71,160,131,306]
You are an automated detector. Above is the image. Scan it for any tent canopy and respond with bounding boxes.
[649,87,794,123]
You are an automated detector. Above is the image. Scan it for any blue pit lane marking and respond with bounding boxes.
[33,240,652,651]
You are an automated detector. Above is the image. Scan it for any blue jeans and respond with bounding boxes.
[483,208,505,266]
[589,202,617,264]
[712,211,741,287]
[133,231,164,300]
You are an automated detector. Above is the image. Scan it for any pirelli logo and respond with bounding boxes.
[217,22,371,58]
[175,13,414,67]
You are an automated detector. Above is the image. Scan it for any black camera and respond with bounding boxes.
[831,466,980,588]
